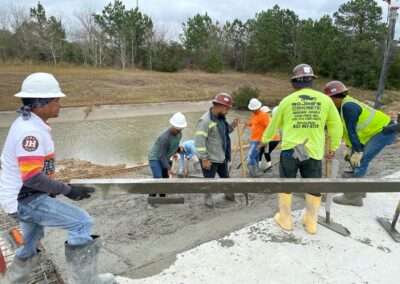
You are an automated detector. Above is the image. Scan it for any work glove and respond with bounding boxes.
[343,148,352,162]
[65,185,95,201]
[350,152,363,168]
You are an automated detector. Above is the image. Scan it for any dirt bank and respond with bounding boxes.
[38,142,400,281]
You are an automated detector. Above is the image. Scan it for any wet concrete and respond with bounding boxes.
[41,142,400,281]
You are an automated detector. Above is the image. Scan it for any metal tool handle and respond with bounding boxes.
[325,193,334,214]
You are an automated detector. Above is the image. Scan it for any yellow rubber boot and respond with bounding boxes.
[303,194,321,234]
[274,193,293,231]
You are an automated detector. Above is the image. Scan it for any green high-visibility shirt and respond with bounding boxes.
[262,88,343,160]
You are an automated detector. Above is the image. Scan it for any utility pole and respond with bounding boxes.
[375,0,399,109]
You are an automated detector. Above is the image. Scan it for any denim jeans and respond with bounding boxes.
[353,130,397,177]
[149,160,171,178]
[13,194,93,259]
[246,141,261,166]
[149,160,172,197]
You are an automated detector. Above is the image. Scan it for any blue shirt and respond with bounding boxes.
[342,102,363,152]
[179,140,197,170]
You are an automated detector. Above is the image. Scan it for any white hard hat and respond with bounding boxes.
[272,106,279,117]
[248,98,262,110]
[169,112,187,129]
[15,72,66,98]
[260,105,271,113]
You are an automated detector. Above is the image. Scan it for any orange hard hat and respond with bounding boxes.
[291,64,317,80]
[212,92,233,108]
[324,80,348,97]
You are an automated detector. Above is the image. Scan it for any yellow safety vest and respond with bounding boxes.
[341,96,390,147]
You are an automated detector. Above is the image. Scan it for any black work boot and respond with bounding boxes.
[65,236,115,284]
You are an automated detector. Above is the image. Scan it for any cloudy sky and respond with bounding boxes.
[1,0,399,39]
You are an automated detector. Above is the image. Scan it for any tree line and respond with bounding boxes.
[0,0,399,90]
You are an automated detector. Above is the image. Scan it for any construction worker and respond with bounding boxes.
[260,64,343,234]
[258,105,280,170]
[178,140,200,177]
[324,80,397,206]
[195,93,239,207]
[148,112,187,197]
[0,73,114,283]
[243,98,269,177]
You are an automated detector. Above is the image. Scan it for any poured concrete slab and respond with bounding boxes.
[116,191,400,284]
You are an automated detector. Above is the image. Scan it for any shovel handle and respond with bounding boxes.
[325,136,331,178]
[391,200,400,229]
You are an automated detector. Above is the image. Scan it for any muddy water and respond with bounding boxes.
[0,111,250,166]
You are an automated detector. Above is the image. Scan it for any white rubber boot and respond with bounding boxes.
[7,251,44,283]
[65,236,115,284]
[204,193,213,207]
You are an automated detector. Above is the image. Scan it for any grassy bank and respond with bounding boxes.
[0,64,399,112]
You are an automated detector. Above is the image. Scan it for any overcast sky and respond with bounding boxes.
[1,0,399,39]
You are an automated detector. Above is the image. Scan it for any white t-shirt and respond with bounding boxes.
[0,113,55,213]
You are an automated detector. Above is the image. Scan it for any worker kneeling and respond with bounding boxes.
[0,73,115,283]
[324,80,398,206]
[260,64,343,234]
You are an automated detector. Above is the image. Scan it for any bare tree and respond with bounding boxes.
[145,23,170,70]
[7,4,35,60]
[0,7,8,30]
[75,4,108,67]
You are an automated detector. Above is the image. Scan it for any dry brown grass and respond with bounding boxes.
[0,64,399,112]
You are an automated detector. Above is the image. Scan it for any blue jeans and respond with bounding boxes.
[14,194,93,259]
[149,160,172,197]
[149,160,171,178]
[246,141,260,166]
[353,130,397,177]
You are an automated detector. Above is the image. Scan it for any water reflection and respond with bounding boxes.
[0,110,250,166]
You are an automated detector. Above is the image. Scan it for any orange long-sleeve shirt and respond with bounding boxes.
[246,112,280,141]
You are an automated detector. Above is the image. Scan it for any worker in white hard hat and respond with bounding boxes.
[148,112,187,198]
[0,73,115,283]
[243,98,270,177]
[260,106,271,113]
[258,105,280,171]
